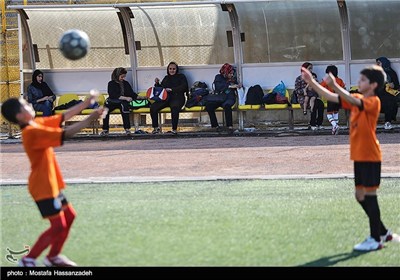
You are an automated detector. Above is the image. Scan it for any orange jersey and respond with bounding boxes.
[341,94,381,162]
[320,77,345,92]
[22,114,65,201]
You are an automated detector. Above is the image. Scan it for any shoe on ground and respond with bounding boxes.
[125,129,131,135]
[152,127,161,134]
[384,122,393,130]
[99,130,109,136]
[171,130,178,135]
[311,126,317,131]
[44,255,77,267]
[353,236,382,251]
[18,257,36,267]
[134,129,147,134]
[381,229,393,242]
[332,125,339,135]
[212,126,221,132]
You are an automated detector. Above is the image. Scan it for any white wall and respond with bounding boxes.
[41,69,132,94]
[40,61,400,95]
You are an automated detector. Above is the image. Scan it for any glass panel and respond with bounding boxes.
[130,4,233,67]
[236,1,343,63]
[347,0,400,60]
[25,8,130,69]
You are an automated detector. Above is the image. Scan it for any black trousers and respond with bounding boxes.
[310,99,324,126]
[103,102,131,131]
[150,95,185,130]
[206,102,233,127]
[378,91,398,122]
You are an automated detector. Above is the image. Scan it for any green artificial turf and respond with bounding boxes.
[1,179,399,266]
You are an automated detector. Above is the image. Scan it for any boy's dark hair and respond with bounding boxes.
[360,65,386,95]
[325,65,338,77]
[1,98,22,124]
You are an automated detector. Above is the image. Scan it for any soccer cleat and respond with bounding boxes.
[384,122,393,130]
[353,237,382,251]
[44,255,77,267]
[381,229,393,242]
[18,257,37,267]
[332,125,340,135]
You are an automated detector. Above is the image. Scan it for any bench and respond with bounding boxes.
[128,92,234,131]
[238,89,292,130]
[34,93,106,134]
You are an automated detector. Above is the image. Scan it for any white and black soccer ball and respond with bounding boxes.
[59,29,90,60]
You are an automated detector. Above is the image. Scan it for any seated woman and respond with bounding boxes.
[151,62,188,135]
[206,63,241,131]
[376,57,399,130]
[100,67,138,136]
[293,62,313,114]
[27,70,56,116]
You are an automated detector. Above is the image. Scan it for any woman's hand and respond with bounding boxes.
[119,96,132,102]
[165,88,172,92]
[155,77,160,84]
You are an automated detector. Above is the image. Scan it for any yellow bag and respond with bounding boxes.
[385,84,399,96]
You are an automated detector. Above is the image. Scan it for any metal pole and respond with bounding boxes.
[1,0,13,137]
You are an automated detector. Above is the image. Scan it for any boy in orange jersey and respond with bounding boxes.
[302,65,393,251]
[1,95,104,266]
[320,65,346,135]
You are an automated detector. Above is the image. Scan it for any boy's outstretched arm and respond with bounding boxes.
[327,77,362,108]
[63,95,96,121]
[301,67,339,103]
[64,108,104,138]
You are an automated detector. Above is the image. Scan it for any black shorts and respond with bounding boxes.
[354,162,381,187]
[36,192,68,218]
[327,101,340,113]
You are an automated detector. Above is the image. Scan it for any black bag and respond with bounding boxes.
[262,92,276,104]
[54,99,82,110]
[205,91,227,103]
[245,85,264,105]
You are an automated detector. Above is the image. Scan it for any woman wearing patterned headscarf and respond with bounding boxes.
[27,70,56,116]
[100,67,138,136]
[376,57,399,130]
[206,63,241,132]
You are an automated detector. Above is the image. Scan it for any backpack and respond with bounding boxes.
[186,82,209,107]
[245,85,264,105]
[262,92,276,104]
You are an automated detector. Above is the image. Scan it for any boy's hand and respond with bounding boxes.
[89,89,100,105]
[324,73,336,88]
[301,67,313,84]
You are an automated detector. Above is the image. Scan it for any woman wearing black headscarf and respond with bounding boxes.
[27,70,56,116]
[151,62,188,134]
[376,57,399,130]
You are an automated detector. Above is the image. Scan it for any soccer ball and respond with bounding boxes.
[59,29,90,60]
